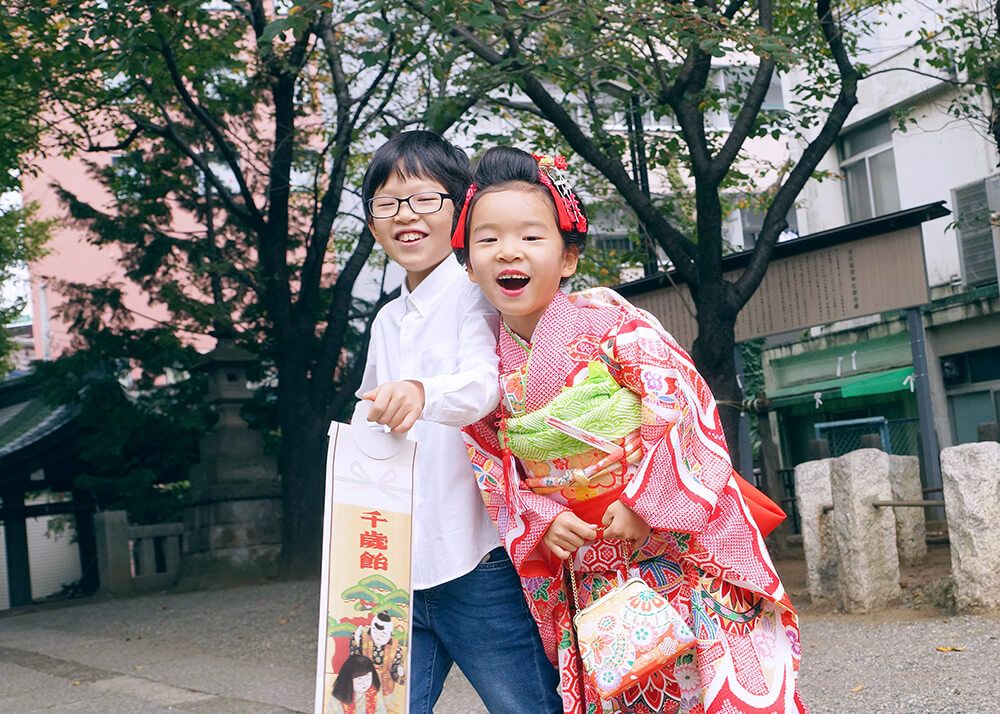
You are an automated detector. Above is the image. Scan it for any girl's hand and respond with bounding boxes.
[543,512,598,560]
[601,500,651,542]
[362,380,425,432]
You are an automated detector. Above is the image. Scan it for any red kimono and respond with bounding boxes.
[463,289,805,714]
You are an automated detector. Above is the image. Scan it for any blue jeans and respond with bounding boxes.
[410,546,562,714]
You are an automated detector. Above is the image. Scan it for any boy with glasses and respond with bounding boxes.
[357,131,561,713]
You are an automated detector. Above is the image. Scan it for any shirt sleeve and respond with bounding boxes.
[414,285,501,428]
[355,311,384,400]
[462,411,567,579]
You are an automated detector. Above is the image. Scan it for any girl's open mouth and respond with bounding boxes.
[496,273,530,296]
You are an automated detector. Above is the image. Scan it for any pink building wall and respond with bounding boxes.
[25,153,213,360]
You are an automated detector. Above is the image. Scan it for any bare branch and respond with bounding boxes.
[489,95,548,119]
[128,108,256,228]
[447,22,699,282]
[155,31,265,229]
[723,0,748,19]
[711,0,775,181]
[732,0,860,307]
[83,126,144,153]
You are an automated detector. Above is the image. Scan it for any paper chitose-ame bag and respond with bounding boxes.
[315,402,416,714]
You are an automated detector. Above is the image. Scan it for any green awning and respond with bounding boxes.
[768,366,915,405]
[840,367,915,397]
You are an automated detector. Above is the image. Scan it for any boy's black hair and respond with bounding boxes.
[331,655,381,703]
[362,130,472,220]
[455,146,588,266]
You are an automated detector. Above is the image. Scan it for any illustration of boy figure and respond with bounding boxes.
[357,131,562,713]
[350,612,404,701]
[328,655,387,714]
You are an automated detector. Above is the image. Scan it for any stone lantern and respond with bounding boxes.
[184,339,282,571]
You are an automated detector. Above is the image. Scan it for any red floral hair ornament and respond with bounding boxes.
[450,154,587,249]
[532,153,588,235]
[450,182,478,249]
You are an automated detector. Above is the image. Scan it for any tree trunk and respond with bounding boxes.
[277,397,329,578]
[689,295,742,466]
[757,409,790,557]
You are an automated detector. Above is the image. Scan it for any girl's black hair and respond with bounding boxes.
[362,130,472,220]
[331,654,381,703]
[455,146,588,265]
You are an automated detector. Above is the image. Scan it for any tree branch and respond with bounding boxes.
[155,30,265,230]
[128,110,256,228]
[82,126,144,153]
[311,225,379,401]
[487,95,548,119]
[711,1,775,181]
[447,22,699,282]
[732,0,859,307]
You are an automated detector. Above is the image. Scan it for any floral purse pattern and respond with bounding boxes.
[572,575,696,701]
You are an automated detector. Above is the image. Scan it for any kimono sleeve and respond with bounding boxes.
[609,313,736,535]
[463,410,567,578]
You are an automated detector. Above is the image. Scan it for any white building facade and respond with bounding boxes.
[766,0,1000,474]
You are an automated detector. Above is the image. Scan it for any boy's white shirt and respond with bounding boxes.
[357,254,502,589]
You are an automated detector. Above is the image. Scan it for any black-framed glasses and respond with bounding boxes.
[367,192,452,219]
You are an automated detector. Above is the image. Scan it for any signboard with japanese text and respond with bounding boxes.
[315,402,416,714]
[628,225,931,348]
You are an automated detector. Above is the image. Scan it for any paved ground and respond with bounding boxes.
[1,574,998,713]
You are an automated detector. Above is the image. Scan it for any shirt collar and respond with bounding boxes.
[401,254,465,316]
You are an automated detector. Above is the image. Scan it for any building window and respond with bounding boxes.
[953,178,998,286]
[942,346,1000,444]
[738,203,799,251]
[839,119,900,222]
[721,68,784,126]
[949,391,998,444]
[605,107,677,133]
[592,233,634,253]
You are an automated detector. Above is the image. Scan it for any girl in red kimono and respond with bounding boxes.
[451,147,806,714]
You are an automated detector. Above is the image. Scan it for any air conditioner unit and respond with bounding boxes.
[940,355,967,387]
[985,174,1000,212]
[989,175,1000,289]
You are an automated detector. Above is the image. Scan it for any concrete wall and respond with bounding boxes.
[925,299,1000,448]
[0,508,84,611]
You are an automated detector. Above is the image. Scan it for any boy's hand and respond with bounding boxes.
[601,500,651,543]
[543,512,598,560]
[361,380,425,432]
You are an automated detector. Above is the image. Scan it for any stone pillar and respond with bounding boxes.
[941,442,1000,610]
[830,449,901,612]
[184,340,282,572]
[859,433,883,450]
[794,459,839,602]
[808,438,830,460]
[977,422,1000,442]
[94,510,132,596]
[887,455,927,566]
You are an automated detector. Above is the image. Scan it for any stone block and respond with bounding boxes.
[941,442,1000,610]
[794,459,839,602]
[213,499,281,526]
[93,510,133,596]
[183,522,211,554]
[887,455,927,566]
[830,449,901,612]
